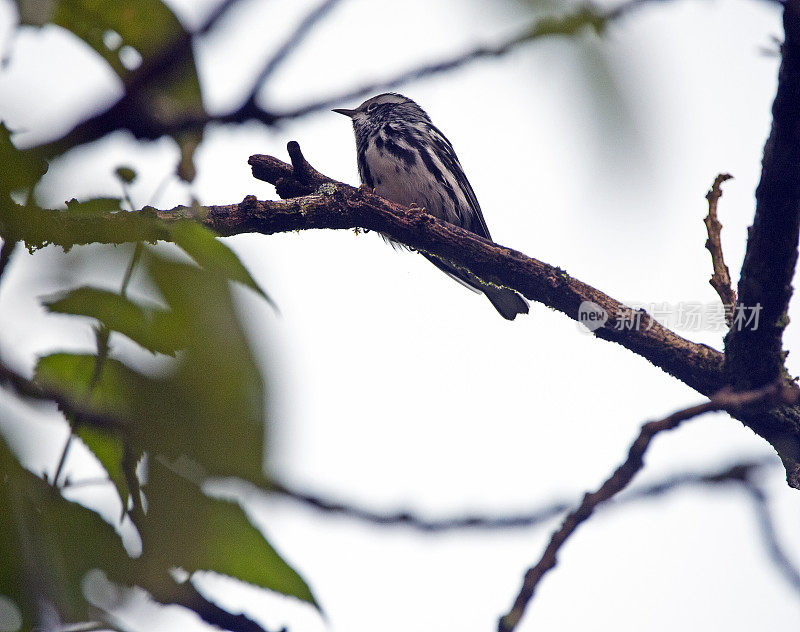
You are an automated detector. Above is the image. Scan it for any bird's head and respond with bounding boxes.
[333,93,429,130]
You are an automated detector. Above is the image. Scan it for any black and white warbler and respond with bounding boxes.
[333,93,529,321]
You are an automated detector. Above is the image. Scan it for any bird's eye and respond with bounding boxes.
[366,103,378,113]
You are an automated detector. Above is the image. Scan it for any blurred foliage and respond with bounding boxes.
[140,459,317,606]
[0,2,313,630]
[0,434,134,629]
[0,0,645,630]
[15,0,205,179]
[0,235,314,628]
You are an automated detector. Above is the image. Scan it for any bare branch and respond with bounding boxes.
[268,0,655,120]
[703,173,736,325]
[22,149,724,397]
[272,484,570,531]
[742,480,800,596]
[29,0,246,157]
[150,581,282,632]
[247,148,728,391]
[498,382,798,632]
[271,458,774,532]
[12,144,800,485]
[25,0,650,155]
[245,0,346,101]
[719,2,800,489]
[725,2,800,388]
[196,0,244,36]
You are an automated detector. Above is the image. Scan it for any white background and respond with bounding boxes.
[1,0,799,630]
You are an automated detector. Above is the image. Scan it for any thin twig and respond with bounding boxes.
[742,480,800,596]
[498,382,798,632]
[196,0,243,36]
[0,361,127,430]
[51,433,74,488]
[27,0,650,153]
[29,0,245,157]
[255,0,650,120]
[244,0,345,104]
[120,242,143,298]
[703,173,736,325]
[53,241,143,489]
[122,443,145,531]
[270,458,774,531]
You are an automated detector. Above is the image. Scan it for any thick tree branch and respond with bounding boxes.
[245,149,726,395]
[720,1,800,488]
[498,381,798,632]
[703,173,736,325]
[725,2,800,388]
[15,143,800,486]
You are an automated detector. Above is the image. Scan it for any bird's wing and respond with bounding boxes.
[426,123,492,240]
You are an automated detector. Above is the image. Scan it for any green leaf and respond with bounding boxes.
[44,286,184,355]
[75,425,128,507]
[16,0,206,166]
[0,433,133,626]
[115,166,137,184]
[20,0,188,78]
[0,440,29,630]
[144,251,267,483]
[0,122,48,196]
[65,197,123,216]
[34,352,158,418]
[140,460,318,607]
[35,246,270,485]
[169,220,274,305]
[36,344,264,484]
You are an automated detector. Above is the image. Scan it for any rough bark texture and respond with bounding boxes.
[725,3,800,387]
[722,1,800,486]
[245,150,726,395]
[16,143,800,487]
[703,173,736,324]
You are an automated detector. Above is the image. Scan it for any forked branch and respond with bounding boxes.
[498,381,799,632]
[10,140,800,486]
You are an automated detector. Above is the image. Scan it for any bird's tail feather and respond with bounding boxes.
[421,254,529,321]
[483,286,529,321]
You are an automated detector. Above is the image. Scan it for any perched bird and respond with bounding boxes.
[333,93,529,321]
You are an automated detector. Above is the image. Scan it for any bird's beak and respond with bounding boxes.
[332,108,357,118]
